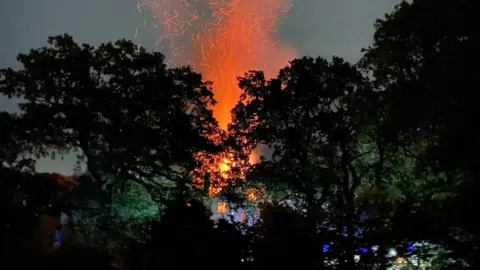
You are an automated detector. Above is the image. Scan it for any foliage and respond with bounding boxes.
[1,0,480,268]
[65,174,158,252]
[0,34,221,201]
[111,181,159,222]
[248,203,320,269]
[361,0,480,268]
[0,111,35,170]
[230,56,380,269]
[124,197,248,270]
[231,56,371,203]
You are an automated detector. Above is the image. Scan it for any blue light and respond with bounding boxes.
[406,245,416,252]
[360,247,369,254]
[323,244,330,252]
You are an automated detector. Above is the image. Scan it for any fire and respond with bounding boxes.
[218,158,231,178]
[141,0,296,195]
[217,201,227,214]
[247,189,257,202]
[191,0,296,130]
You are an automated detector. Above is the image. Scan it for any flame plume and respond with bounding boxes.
[139,0,296,195]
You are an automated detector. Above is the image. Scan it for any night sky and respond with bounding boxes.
[0,0,400,174]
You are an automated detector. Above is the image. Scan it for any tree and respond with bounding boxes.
[248,203,319,270]
[125,197,248,270]
[230,56,376,269]
[0,111,35,171]
[0,34,221,201]
[0,170,78,263]
[361,0,480,174]
[361,0,480,267]
[68,174,159,251]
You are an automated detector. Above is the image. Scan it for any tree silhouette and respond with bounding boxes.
[361,0,480,267]
[0,112,35,171]
[0,34,221,202]
[231,56,380,269]
[125,196,247,270]
[1,0,479,266]
[248,203,320,270]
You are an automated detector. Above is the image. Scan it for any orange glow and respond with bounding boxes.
[219,158,231,178]
[217,201,227,214]
[192,0,296,131]
[247,189,257,202]
[395,257,404,265]
[145,0,296,195]
[249,152,260,165]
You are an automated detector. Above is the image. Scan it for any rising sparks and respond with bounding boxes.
[138,0,296,195]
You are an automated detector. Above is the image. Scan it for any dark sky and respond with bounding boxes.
[0,0,400,174]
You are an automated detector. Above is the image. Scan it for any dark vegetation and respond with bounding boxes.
[1,0,479,269]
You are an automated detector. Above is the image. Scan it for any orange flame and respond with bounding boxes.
[146,0,296,195]
[192,0,296,130]
[247,189,258,202]
[217,201,227,214]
